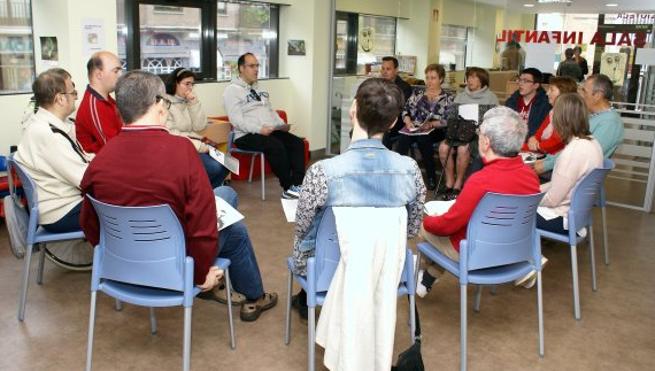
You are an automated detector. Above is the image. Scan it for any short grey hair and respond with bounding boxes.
[588,74,613,101]
[479,106,526,157]
[115,70,165,124]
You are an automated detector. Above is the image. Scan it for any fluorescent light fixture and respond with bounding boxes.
[605,3,618,6]
[524,3,535,7]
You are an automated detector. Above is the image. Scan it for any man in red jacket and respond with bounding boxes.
[418,106,541,296]
[80,70,277,321]
[75,51,124,153]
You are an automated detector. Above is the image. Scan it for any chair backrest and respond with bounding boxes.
[87,195,188,292]
[568,161,614,234]
[465,192,544,271]
[597,158,614,207]
[7,155,38,215]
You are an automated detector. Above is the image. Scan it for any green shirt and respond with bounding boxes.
[542,109,624,172]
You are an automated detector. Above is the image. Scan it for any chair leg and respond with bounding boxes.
[85,291,98,371]
[460,284,468,371]
[248,155,256,183]
[601,205,609,265]
[149,308,157,335]
[284,270,293,345]
[260,154,266,201]
[308,306,316,371]
[570,244,581,320]
[473,285,482,313]
[114,299,123,311]
[17,243,34,321]
[36,244,46,285]
[409,294,416,344]
[182,306,192,371]
[537,271,544,358]
[414,250,422,295]
[589,224,598,292]
[224,269,236,350]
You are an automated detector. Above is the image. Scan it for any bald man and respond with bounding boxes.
[75,51,124,153]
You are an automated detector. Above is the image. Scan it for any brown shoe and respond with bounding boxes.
[240,292,278,322]
[197,285,246,306]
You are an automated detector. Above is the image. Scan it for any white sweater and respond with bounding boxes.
[165,94,209,152]
[14,108,91,224]
[223,77,285,140]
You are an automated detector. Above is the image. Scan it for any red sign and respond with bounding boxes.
[497,30,647,48]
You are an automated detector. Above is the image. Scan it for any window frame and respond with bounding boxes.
[0,0,36,96]
[121,0,280,81]
[334,12,358,76]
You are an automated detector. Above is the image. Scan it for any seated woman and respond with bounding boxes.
[438,67,497,200]
[291,78,426,370]
[418,107,540,295]
[164,67,228,188]
[395,64,453,190]
[537,93,603,234]
[523,76,578,155]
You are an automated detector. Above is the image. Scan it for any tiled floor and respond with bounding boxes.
[0,176,653,371]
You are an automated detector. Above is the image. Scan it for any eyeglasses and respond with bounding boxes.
[61,90,78,97]
[156,95,172,110]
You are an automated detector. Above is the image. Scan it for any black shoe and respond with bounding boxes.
[426,178,437,191]
[436,187,453,201]
[444,188,461,201]
[291,292,308,320]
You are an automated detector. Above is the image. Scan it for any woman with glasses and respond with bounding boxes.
[164,67,228,188]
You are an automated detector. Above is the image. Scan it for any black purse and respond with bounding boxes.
[392,305,424,371]
[446,115,478,144]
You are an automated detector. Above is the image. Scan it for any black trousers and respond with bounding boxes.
[395,130,444,181]
[235,131,305,190]
[537,214,567,235]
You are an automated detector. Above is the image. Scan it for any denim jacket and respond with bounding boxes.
[292,138,426,275]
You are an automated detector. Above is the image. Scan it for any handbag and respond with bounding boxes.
[392,305,424,371]
[446,115,477,143]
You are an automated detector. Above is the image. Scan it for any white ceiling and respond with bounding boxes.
[473,0,655,14]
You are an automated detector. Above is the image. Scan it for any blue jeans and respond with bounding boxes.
[214,186,264,300]
[41,201,82,233]
[200,152,229,189]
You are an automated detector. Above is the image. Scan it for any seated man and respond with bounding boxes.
[80,70,277,322]
[15,68,91,233]
[535,74,624,175]
[75,51,124,153]
[419,107,540,294]
[291,78,426,370]
[223,52,305,199]
[505,67,551,138]
[380,56,413,150]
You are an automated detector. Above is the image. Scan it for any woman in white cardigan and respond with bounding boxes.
[537,93,603,234]
[164,68,228,188]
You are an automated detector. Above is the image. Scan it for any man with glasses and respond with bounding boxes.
[76,50,124,153]
[223,52,306,199]
[505,67,551,138]
[15,68,91,233]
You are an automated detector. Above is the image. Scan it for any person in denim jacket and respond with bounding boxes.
[289,78,426,318]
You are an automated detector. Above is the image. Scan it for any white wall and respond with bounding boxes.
[396,0,431,79]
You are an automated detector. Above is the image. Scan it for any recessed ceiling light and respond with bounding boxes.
[524,3,535,7]
[605,3,619,6]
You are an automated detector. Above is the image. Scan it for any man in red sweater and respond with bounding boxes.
[419,106,540,295]
[75,51,124,153]
[80,70,277,321]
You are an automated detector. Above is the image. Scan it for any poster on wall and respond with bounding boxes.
[600,52,628,87]
[40,36,58,63]
[82,18,105,58]
[287,40,306,56]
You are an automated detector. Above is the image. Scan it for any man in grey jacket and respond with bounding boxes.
[223,53,305,199]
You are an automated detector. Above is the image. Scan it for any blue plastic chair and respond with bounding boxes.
[417,192,545,371]
[84,195,236,371]
[7,155,86,321]
[537,161,614,320]
[284,207,416,371]
[227,130,266,200]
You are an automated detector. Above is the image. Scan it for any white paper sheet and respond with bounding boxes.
[458,104,479,123]
[215,196,244,231]
[280,198,298,223]
[209,148,240,175]
[423,200,456,216]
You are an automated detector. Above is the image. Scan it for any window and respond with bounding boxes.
[333,12,396,76]
[0,0,34,94]
[117,0,280,81]
[439,25,468,71]
[216,1,279,80]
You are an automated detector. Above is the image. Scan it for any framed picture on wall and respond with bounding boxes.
[288,40,306,56]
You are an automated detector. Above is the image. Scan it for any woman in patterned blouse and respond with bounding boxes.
[395,64,453,190]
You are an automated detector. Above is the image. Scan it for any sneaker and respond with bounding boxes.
[281,185,301,199]
[416,269,438,298]
[515,256,549,288]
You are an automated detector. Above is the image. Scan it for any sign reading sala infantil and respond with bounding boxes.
[496,30,648,48]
